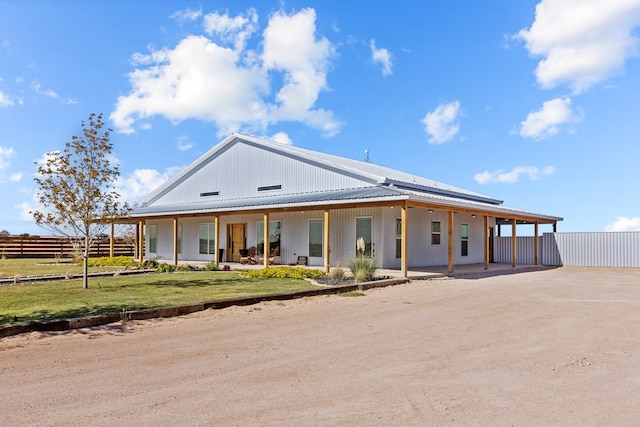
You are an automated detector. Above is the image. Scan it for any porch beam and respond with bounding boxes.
[512,218,517,268]
[214,215,220,267]
[401,204,408,277]
[138,220,145,264]
[173,218,179,265]
[323,209,330,274]
[484,215,489,270]
[448,210,454,273]
[263,212,269,268]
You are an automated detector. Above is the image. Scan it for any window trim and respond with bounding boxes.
[198,223,216,255]
[431,221,441,245]
[148,224,158,254]
[395,217,402,258]
[308,219,323,258]
[461,223,469,257]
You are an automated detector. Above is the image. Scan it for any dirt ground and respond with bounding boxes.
[2,267,640,426]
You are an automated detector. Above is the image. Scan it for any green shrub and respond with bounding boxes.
[242,266,325,280]
[203,260,221,271]
[348,256,377,283]
[156,263,177,273]
[86,256,141,268]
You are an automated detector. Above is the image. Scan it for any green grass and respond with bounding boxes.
[0,271,319,325]
[0,257,131,279]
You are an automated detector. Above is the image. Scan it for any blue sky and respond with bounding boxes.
[1,0,639,235]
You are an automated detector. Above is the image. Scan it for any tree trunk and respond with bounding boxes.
[83,236,89,289]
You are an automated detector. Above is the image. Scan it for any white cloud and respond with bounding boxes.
[517,0,640,93]
[116,168,175,203]
[474,165,555,184]
[0,91,14,107]
[421,101,461,144]
[176,135,193,151]
[17,201,35,221]
[520,97,583,139]
[31,82,58,99]
[605,216,640,231]
[370,39,393,77]
[262,8,340,135]
[203,8,258,52]
[170,6,202,24]
[0,146,15,169]
[270,132,292,145]
[111,8,340,138]
[9,172,22,182]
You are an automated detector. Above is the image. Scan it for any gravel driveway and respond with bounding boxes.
[2,267,640,425]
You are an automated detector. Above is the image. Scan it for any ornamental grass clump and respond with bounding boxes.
[349,237,377,283]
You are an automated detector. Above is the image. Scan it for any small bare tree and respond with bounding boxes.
[32,113,130,289]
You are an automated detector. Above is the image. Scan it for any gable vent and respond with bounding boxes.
[200,191,220,197]
[258,184,282,192]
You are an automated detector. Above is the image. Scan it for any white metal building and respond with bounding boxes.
[129,134,562,275]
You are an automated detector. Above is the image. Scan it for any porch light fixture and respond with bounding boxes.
[428,209,433,213]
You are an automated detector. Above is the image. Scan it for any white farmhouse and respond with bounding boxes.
[129,134,562,275]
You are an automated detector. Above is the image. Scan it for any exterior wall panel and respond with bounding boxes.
[152,143,372,206]
[497,232,640,267]
[544,232,640,267]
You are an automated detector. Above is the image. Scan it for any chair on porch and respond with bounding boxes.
[240,246,257,264]
[259,246,279,265]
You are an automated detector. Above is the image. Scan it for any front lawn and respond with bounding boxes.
[0,271,318,325]
[0,257,133,279]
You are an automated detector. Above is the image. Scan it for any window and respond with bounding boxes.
[258,184,282,192]
[396,218,402,258]
[199,191,219,197]
[309,219,323,257]
[148,224,157,253]
[461,223,469,257]
[257,220,281,255]
[431,221,441,245]
[199,223,215,255]
[355,217,373,257]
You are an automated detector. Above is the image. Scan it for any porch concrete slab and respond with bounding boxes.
[204,260,549,280]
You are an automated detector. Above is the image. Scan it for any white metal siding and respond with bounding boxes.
[151,142,373,206]
[544,232,640,267]
[493,236,541,265]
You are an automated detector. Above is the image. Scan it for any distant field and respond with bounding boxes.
[0,270,318,325]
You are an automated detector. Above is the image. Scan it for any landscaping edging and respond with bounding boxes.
[0,277,410,339]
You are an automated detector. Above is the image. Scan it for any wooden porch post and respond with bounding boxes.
[484,215,489,270]
[401,205,408,277]
[263,213,269,268]
[214,215,220,267]
[553,221,557,233]
[138,220,145,264]
[534,222,539,266]
[109,222,115,258]
[448,210,454,273]
[173,218,179,265]
[511,219,517,267]
[323,209,331,273]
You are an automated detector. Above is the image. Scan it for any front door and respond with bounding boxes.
[227,223,246,262]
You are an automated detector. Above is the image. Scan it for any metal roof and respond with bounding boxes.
[140,133,503,206]
[131,184,562,223]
